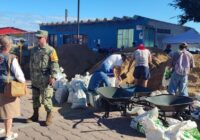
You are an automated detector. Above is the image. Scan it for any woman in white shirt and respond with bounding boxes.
[0,36,25,140]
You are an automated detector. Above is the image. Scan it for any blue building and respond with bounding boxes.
[40,15,190,50]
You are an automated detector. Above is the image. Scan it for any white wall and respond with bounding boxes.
[147,20,188,49]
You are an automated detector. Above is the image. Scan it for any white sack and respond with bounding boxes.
[71,88,87,109]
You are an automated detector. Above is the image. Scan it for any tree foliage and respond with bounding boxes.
[170,0,200,24]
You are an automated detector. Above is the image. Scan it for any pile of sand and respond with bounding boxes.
[188,55,200,95]
[56,45,106,79]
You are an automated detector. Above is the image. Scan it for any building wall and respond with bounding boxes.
[40,16,189,50]
[24,32,37,47]
[40,18,147,49]
[147,20,188,49]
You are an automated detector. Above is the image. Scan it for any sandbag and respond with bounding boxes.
[54,86,68,105]
[71,88,87,109]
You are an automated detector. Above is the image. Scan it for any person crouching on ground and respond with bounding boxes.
[88,71,111,92]
[127,44,152,87]
[0,36,26,140]
[98,53,127,81]
[87,71,111,112]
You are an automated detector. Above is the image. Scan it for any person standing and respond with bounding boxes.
[164,44,172,54]
[167,43,195,96]
[27,30,60,126]
[127,44,152,87]
[0,36,26,140]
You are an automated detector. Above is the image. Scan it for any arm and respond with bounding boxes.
[49,49,60,84]
[127,58,134,74]
[11,58,26,83]
[190,55,195,68]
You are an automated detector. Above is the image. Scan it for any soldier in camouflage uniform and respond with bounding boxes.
[27,30,60,126]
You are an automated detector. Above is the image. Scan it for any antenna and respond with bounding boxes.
[65,9,68,22]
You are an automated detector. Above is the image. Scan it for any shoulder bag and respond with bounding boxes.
[4,55,26,97]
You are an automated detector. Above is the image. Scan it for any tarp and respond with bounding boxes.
[162,29,200,44]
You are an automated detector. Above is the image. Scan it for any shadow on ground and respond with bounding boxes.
[0,118,27,124]
[58,103,144,138]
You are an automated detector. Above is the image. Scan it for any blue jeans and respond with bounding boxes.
[167,72,188,96]
[99,63,112,73]
[88,71,110,91]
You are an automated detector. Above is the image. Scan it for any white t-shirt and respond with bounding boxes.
[11,58,26,83]
[103,54,123,69]
[133,49,151,67]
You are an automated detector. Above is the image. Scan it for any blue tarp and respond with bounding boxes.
[162,29,200,44]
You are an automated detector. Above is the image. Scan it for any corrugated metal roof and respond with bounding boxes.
[40,16,135,26]
[0,27,27,35]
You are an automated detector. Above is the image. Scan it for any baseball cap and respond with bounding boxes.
[35,30,48,37]
[180,42,188,49]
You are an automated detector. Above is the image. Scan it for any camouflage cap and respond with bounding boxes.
[35,30,48,37]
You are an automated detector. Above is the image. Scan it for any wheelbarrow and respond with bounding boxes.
[145,94,193,121]
[96,86,152,118]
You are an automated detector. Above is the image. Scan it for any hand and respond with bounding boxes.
[117,76,122,81]
[49,77,56,85]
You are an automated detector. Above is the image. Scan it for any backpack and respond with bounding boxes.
[175,51,191,75]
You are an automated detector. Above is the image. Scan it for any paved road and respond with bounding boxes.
[0,94,146,140]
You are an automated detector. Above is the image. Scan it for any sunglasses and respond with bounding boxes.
[37,37,42,39]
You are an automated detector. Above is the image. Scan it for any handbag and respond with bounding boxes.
[4,55,26,97]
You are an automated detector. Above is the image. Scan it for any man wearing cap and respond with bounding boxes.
[167,43,195,96]
[27,30,60,126]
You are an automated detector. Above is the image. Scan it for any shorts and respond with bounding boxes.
[133,66,150,80]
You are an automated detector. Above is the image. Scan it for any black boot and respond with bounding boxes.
[26,108,39,123]
[45,111,53,126]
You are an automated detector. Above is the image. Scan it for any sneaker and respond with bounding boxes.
[0,128,5,135]
[5,133,18,140]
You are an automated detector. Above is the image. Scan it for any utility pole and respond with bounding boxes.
[77,0,80,43]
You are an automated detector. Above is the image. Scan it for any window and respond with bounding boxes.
[117,29,134,49]
[144,27,155,47]
[48,34,57,47]
[157,28,171,34]
[63,34,88,45]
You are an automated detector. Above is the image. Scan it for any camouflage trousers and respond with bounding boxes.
[32,85,53,112]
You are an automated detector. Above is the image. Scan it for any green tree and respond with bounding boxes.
[170,0,200,24]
